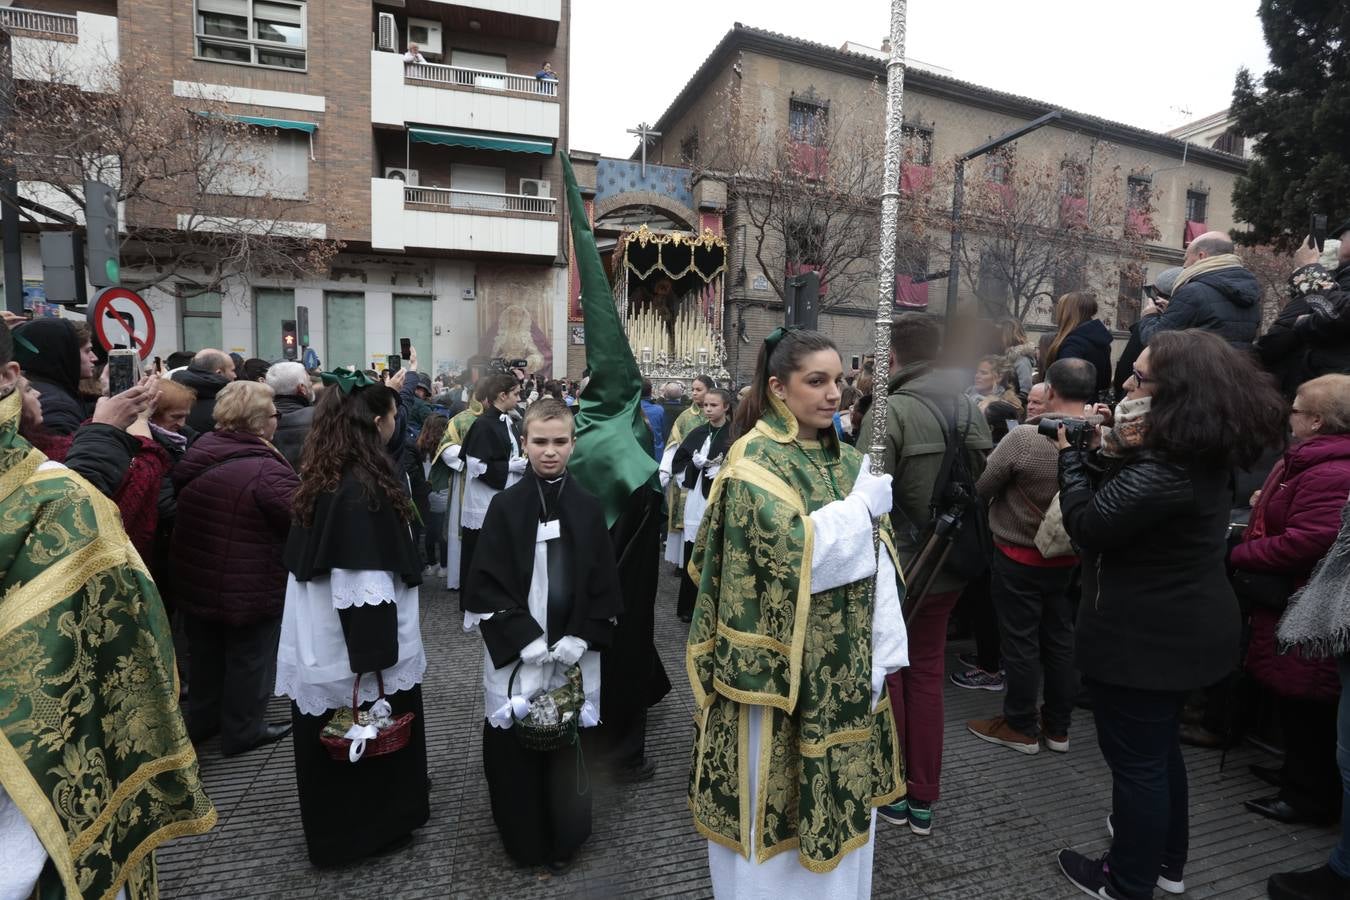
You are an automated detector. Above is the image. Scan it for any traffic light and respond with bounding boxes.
[39,231,86,305]
[84,180,120,287]
[281,319,298,361]
[296,305,310,348]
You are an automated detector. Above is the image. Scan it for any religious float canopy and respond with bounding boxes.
[613,224,730,383]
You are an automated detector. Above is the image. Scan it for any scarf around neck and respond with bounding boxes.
[1171,252,1245,293]
[1102,395,1151,457]
[1278,500,1350,658]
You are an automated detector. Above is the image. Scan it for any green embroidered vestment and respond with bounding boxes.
[0,391,216,899]
[686,399,904,873]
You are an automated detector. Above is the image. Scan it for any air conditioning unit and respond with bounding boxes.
[384,167,419,186]
[518,178,551,198]
[406,17,443,57]
[461,287,476,301]
[376,13,397,52]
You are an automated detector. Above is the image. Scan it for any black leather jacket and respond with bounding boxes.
[1058,447,1240,692]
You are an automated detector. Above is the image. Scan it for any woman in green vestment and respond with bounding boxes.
[686,328,908,898]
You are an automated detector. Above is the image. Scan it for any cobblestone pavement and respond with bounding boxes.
[159,568,1336,898]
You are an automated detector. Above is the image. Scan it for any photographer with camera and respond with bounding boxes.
[966,358,1097,756]
[1052,331,1287,900]
[860,314,992,836]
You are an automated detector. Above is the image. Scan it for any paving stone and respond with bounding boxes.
[157,568,1338,898]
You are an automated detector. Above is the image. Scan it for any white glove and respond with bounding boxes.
[508,456,528,474]
[440,444,464,471]
[691,451,708,469]
[550,635,588,666]
[519,636,551,666]
[659,469,671,489]
[851,455,893,518]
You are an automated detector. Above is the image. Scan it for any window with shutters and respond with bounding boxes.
[203,128,309,200]
[195,0,306,71]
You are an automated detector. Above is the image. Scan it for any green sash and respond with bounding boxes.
[686,396,904,872]
[666,405,705,532]
[428,399,482,492]
[0,391,216,899]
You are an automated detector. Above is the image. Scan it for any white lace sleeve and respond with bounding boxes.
[330,568,399,610]
[809,493,878,594]
[465,456,488,478]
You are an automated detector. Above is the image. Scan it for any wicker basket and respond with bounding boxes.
[508,661,579,753]
[319,671,415,762]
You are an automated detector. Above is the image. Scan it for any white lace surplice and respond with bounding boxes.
[276,568,427,715]
[461,414,522,530]
[706,492,908,900]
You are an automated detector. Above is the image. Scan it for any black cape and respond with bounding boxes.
[461,410,520,491]
[464,470,621,669]
[673,421,731,498]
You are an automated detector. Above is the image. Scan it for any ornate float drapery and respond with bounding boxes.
[614,224,729,383]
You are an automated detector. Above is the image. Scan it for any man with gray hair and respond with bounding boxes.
[265,361,314,468]
[1136,231,1262,351]
[172,348,236,434]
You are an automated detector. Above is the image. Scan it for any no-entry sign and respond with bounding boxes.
[88,287,156,360]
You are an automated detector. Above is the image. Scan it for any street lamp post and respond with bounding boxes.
[944,110,1062,327]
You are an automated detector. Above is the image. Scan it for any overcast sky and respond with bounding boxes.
[569,0,1271,158]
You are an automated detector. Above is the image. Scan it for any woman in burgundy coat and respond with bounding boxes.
[1234,374,1350,825]
[172,380,299,756]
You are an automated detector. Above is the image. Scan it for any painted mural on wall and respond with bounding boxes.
[476,267,553,376]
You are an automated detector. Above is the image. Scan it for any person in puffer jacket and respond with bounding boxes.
[1258,230,1350,399]
[172,380,298,756]
[1137,231,1263,351]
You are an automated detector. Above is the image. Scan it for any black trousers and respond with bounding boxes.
[957,570,1002,672]
[459,527,480,604]
[989,552,1077,736]
[185,613,281,754]
[482,720,592,865]
[1090,679,1189,900]
[677,543,698,618]
[1278,696,1342,820]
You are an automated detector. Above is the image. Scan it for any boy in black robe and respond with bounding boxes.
[464,398,623,873]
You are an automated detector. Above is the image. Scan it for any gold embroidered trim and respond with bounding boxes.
[753,705,774,860]
[715,621,793,655]
[737,703,751,857]
[798,727,872,758]
[104,807,218,900]
[0,727,81,896]
[70,747,204,856]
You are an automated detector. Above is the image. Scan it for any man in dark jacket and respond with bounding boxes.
[1114,267,1181,401]
[639,379,665,460]
[264,360,314,468]
[172,349,236,434]
[1136,232,1262,351]
[1258,227,1350,398]
[12,318,98,435]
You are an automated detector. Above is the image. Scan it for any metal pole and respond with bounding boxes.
[943,160,965,329]
[1,29,24,314]
[868,0,907,482]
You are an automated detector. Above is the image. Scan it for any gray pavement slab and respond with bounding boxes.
[157,567,1337,898]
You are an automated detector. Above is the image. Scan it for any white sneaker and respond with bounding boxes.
[1105,815,1186,894]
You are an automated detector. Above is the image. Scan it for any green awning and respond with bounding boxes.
[407,127,553,155]
[196,112,317,133]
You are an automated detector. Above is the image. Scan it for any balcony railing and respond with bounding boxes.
[404,62,559,98]
[0,7,78,36]
[404,185,556,215]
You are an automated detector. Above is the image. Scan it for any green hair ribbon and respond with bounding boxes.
[320,367,378,395]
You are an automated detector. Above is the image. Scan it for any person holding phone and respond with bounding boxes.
[1257,222,1350,399]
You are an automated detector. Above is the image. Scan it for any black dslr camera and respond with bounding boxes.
[1037,416,1095,450]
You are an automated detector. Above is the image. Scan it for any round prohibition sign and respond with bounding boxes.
[89,287,157,360]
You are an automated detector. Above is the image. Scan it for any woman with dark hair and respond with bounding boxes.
[671,386,733,622]
[1053,330,1288,900]
[686,328,907,897]
[459,373,525,598]
[277,370,428,866]
[416,414,450,577]
[1042,292,1112,395]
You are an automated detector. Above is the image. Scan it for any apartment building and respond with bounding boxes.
[639,25,1250,383]
[2,0,570,378]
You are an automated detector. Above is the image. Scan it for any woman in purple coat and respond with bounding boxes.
[1234,374,1350,826]
[171,380,299,755]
